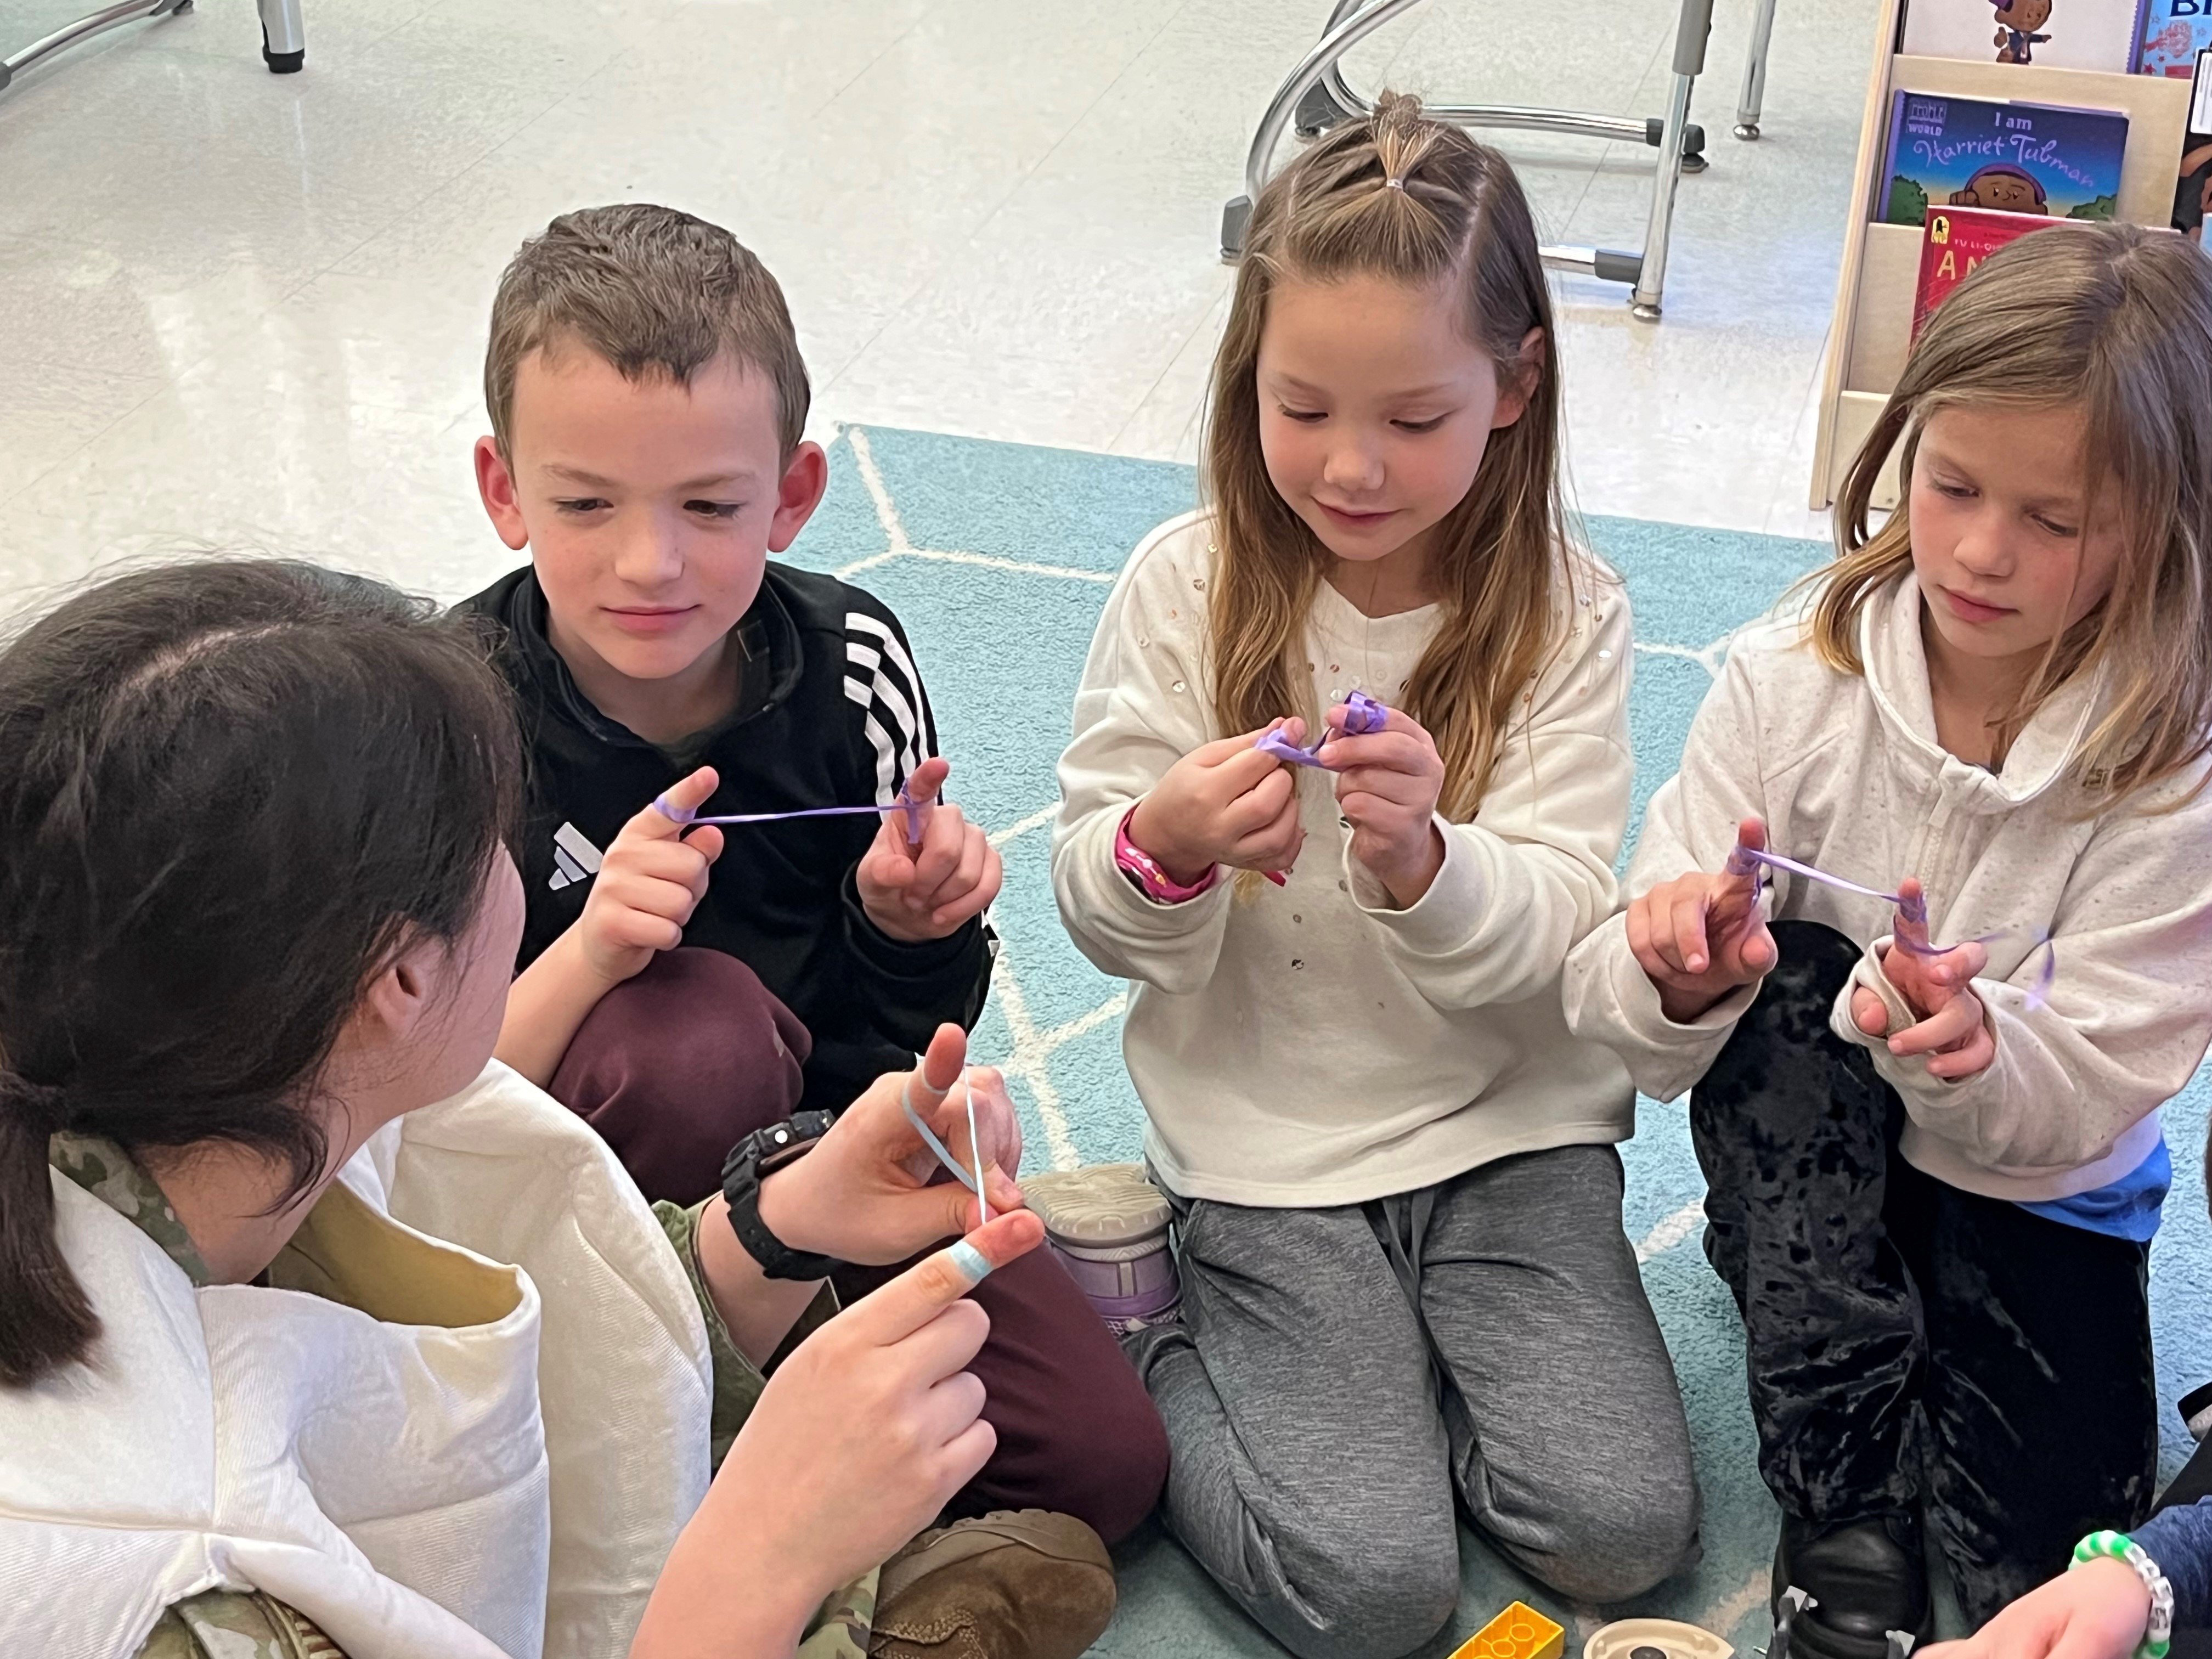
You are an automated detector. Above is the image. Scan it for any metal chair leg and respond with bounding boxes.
[1223,0,1715,318]
[1,0,183,93]
[1631,0,1714,318]
[1735,0,1779,139]
[258,0,304,72]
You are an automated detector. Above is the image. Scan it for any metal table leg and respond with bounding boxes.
[1735,0,1779,139]
[1222,0,1716,319]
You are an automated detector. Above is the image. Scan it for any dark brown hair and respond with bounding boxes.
[484,202,811,458]
[1821,222,2212,805]
[1205,92,1577,821]
[0,561,522,1386]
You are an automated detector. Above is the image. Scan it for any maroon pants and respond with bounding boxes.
[549,947,1167,1543]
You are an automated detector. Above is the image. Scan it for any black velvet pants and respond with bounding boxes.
[1690,920,2159,1621]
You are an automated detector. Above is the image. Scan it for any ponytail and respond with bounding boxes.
[0,1070,97,1386]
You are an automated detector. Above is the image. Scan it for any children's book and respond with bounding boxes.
[1912,204,2091,334]
[1879,91,2130,222]
[1901,0,2145,71]
[2137,1,2212,75]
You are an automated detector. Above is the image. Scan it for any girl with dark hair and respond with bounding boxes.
[0,560,1069,1659]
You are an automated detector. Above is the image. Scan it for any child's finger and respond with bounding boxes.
[1668,888,1714,975]
[924,830,993,920]
[637,766,720,839]
[1893,876,1933,951]
[1926,1023,1997,1080]
[1724,815,1768,898]
[1850,985,1891,1037]
[1890,992,1985,1057]
[899,757,951,810]
[1737,920,1779,975]
[1927,939,1988,989]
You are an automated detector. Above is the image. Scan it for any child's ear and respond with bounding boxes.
[474,436,531,552]
[1489,328,1547,431]
[768,440,831,554]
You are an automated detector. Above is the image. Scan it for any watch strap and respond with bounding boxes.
[722,1112,843,1282]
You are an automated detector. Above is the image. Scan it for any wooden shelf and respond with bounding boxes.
[1808,16,2194,511]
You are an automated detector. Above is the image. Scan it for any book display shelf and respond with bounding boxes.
[1807,0,2191,510]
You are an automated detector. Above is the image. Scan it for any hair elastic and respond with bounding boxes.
[1723,843,2056,1009]
[1384,176,1406,190]
[656,779,928,846]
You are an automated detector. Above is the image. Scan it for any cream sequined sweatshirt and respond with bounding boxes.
[1563,574,2212,1204]
[1052,511,1639,1207]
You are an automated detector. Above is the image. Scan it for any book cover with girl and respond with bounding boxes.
[1565,224,2212,1658]
[1881,91,2129,222]
[1049,93,1699,1659]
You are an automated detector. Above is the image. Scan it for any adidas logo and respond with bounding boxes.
[549,822,603,891]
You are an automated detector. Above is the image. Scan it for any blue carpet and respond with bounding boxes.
[787,425,2212,1657]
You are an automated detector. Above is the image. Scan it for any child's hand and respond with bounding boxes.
[1126,726,1305,887]
[1919,1557,2149,1659]
[757,1023,1028,1263]
[575,766,724,989]
[1626,816,1779,1024]
[1319,702,1446,907]
[1850,876,1994,1080]
[857,758,1003,944]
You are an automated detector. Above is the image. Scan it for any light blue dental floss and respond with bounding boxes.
[946,1239,992,1284]
[901,1071,989,1222]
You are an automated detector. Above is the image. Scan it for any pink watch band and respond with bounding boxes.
[1114,807,1218,904]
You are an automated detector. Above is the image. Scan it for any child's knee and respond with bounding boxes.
[1517,1464,1701,1604]
[550,946,809,1204]
[1271,1528,1459,1659]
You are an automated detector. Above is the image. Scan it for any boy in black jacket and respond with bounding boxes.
[458,205,1167,1577]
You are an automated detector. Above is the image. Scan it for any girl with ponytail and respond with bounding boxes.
[1052,93,1699,1657]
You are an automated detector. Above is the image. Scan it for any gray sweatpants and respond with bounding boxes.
[1128,1144,1701,1659]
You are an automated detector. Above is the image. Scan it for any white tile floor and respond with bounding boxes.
[0,0,1876,603]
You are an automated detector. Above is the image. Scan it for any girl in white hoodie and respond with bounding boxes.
[1052,95,1698,1659]
[1564,224,2212,1655]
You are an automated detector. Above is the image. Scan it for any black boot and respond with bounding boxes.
[1771,1514,1931,1659]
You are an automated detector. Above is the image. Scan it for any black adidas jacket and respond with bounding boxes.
[462,563,995,1115]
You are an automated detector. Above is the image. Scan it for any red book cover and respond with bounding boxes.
[1912,204,2091,336]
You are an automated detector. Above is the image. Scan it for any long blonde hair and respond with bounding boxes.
[1820,222,2212,806]
[1204,92,1575,822]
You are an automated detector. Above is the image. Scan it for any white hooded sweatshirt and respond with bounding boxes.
[1563,574,2212,1203]
[1053,511,1637,1207]
[0,1060,712,1659]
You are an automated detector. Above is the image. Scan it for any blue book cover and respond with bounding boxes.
[2138,1,2212,76]
[1880,91,2129,222]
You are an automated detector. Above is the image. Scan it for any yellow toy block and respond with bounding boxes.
[1448,1601,1566,1659]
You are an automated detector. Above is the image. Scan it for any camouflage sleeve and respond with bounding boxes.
[137,1591,345,1658]
[653,1199,869,1654]
[795,1569,879,1659]
[652,1198,839,1471]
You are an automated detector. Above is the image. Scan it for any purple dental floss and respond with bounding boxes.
[655,779,929,845]
[1723,842,2055,1010]
[1255,689,1390,768]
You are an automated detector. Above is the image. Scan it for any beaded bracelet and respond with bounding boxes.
[2071,1531,2175,1659]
